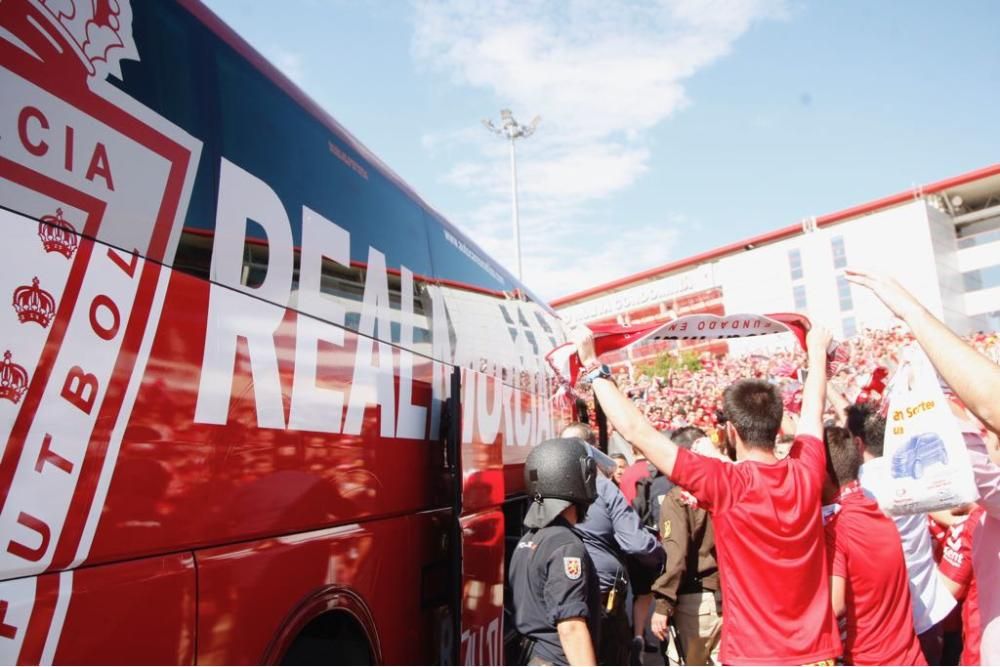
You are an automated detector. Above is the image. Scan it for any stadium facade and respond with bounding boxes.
[551,164,1000,365]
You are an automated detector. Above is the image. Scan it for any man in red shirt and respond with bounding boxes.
[935,505,985,665]
[822,426,925,665]
[572,325,841,665]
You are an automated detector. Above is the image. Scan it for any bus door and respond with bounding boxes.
[447,365,506,666]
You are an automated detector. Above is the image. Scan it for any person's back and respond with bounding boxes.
[575,475,662,589]
[828,489,925,664]
[572,323,842,665]
[631,461,674,533]
[854,410,955,648]
[823,426,924,665]
[673,434,838,663]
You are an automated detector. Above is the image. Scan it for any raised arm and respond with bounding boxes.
[826,380,850,427]
[571,328,679,477]
[847,269,1000,432]
[797,325,833,439]
[604,480,662,565]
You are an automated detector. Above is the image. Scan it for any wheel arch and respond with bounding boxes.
[261,586,382,665]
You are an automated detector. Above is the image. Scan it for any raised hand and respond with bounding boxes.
[845,269,922,321]
[806,323,833,361]
[569,326,598,367]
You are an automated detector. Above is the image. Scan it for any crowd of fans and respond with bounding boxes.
[558,318,1000,666]
[589,327,1000,440]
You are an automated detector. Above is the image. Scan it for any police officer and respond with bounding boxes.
[509,438,602,666]
[562,423,664,666]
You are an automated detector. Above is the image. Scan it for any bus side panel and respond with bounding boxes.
[54,554,196,665]
[458,369,561,665]
[458,509,504,666]
[0,553,195,665]
[195,510,450,665]
[86,264,444,563]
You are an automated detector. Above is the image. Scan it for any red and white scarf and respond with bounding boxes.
[547,311,847,391]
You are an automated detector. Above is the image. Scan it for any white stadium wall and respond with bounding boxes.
[717,200,951,354]
[552,165,1000,358]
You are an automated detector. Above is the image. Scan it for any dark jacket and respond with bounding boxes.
[651,486,720,615]
[575,476,664,592]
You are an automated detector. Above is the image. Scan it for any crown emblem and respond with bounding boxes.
[0,351,29,404]
[38,208,79,259]
[0,0,138,83]
[13,277,57,328]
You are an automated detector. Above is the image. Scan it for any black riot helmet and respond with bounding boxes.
[523,438,599,529]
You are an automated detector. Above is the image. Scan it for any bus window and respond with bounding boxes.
[175,29,437,355]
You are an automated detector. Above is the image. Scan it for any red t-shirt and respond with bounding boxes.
[825,489,926,666]
[671,435,841,665]
[936,506,984,666]
[620,459,651,505]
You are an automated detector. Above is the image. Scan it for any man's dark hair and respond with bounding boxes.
[722,380,783,449]
[862,413,887,458]
[610,453,628,463]
[560,421,596,446]
[824,426,862,488]
[845,403,873,439]
[671,426,708,450]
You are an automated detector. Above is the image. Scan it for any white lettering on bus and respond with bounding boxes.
[395,267,428,439]
[288,207,350,433]
[193,158,557,446]
[194,158,292,429]
[343,247,396,438]
[17,105,115,191]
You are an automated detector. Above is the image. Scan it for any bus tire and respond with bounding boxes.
[279,611,373,666]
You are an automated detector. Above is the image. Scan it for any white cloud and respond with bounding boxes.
[411,0,786,300]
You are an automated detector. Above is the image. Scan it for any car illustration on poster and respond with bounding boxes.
[892,432,949,480]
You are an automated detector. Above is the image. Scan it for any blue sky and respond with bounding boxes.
[203,0,1000,301]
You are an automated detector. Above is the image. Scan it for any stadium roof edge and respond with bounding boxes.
[550,163,1000,309]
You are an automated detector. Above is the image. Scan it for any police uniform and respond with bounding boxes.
[507,437,603,666]
[576,475,663,665]
[509,517,602,665]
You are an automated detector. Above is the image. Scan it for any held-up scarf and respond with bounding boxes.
[547,311,846,388]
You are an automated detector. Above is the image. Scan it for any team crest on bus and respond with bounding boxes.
[38,209,79,259]
[0,352,29,404]
[12,277,56,328]
[0,0,202,662]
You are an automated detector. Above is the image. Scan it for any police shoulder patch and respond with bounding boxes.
[563,557,582,580]
[662,520,671,539]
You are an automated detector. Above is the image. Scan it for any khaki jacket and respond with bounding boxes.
[651,486,720,615]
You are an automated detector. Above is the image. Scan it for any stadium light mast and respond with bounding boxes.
[482,109,540,282]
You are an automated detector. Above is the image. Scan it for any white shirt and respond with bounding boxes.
[859,458,956,634]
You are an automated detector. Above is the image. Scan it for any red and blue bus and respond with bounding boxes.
[0,0,569,663]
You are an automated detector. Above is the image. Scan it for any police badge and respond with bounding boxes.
[563,557,582,580]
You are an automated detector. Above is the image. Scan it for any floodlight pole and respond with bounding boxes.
[483,109,540,282]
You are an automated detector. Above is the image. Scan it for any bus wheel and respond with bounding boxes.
[280,611,374,666]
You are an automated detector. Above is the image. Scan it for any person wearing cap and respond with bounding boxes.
[508,438,602,666]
